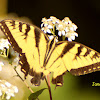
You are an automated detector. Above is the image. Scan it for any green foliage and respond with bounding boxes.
[28,88,47,100]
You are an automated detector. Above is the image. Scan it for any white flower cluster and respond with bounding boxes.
[41,16,78,41]
[0,39,10,57]
[0,80,18,100]
[0,38,19,66]
[0,39,10,50]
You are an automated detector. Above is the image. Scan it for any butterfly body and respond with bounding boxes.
[0,19,100,86]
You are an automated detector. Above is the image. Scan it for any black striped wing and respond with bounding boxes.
[0,19,100,86]
[45,41,100,86]
[0,19,50,85]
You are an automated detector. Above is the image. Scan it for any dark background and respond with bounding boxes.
[8,0,100,50]
[8,0,100,46]
[8,0,100,91]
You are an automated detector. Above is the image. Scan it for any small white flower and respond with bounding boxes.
[65,27,68,32]
[72,24,77,31]
[70,26,74,31]
[62,17,72,24]
[0,80,18,99]
[5,82,11,88]
[0,39,10,57]
[74,32,78,37]
[55,39,58,42]
[50,16,56,21]
[68,20,72,24]
[56,23,64,31]
[6,89,15,96]
[68,38,72,41]
[58,31,62,36]
[71,35,75,40]
[11,93,15,97]
[6,95,11,100]
[48,35,54,40]
[47,25,53,29]
[41,18,47,24]
[62,30,66,36]
[41,26,52,34]
[13,86,18,93]
[58,30,66,36]
[6,89,11,93]
[1,84,5,88]
[0,39,10,49]
[47,29,52,33]
[41,27,48,33]
[66,32,78,41]
[50,16,59,24]
[41,18,48,28]
[41,23,44,28]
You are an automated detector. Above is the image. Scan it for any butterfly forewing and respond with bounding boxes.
[0,19,49,76]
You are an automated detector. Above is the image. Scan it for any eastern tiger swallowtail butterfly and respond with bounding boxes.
[0,19,100,86]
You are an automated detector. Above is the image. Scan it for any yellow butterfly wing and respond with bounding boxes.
[48,41,100,86]
[0,19,50,85]
[1,19,100,87]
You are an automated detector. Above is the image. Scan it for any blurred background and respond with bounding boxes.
[0,0,100,100]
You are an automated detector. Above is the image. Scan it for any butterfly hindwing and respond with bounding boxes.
[53,41,100,76]
[44,40,100,86]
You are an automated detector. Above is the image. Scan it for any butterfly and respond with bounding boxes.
[0,19,100,86]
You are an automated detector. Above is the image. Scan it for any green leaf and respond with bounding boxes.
[28,88,47,100]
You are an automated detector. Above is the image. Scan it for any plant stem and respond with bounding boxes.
[14,66,34,93]
[45,75,52,100]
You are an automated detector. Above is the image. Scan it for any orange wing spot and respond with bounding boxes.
[19,61,23,64]
[5,33,8,36]
[20,54,22,56]
[10,41,12,44]
[78,73,81,75]
[22,69,26,73]
[97,66,100,69]
[88,69,91,71]
[8,37,10,40]
[84,71,86,74]
[56,83,62,86]
[12,46,14,48]
[93,67,96,70]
